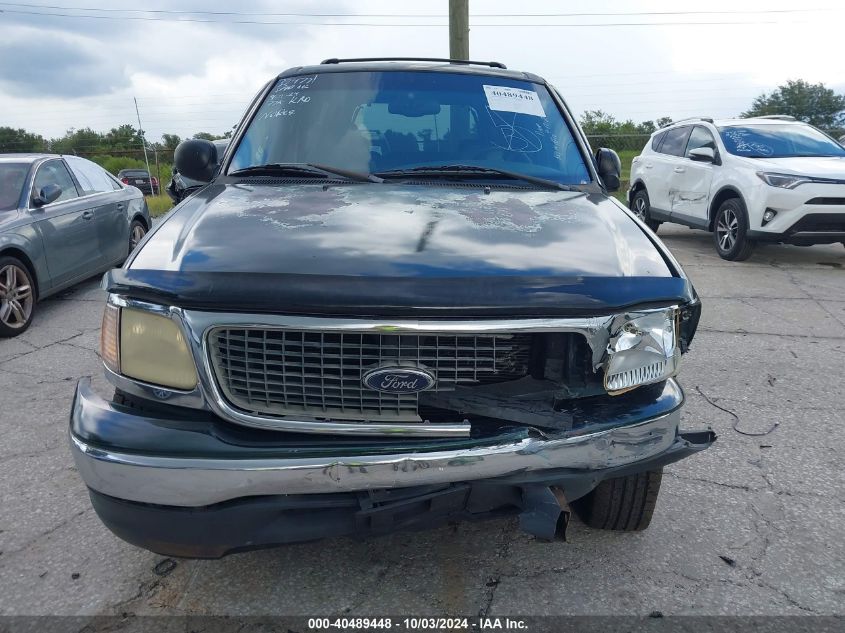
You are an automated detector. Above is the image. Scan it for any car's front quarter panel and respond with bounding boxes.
[0,209,52,296]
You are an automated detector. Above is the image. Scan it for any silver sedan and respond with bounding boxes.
[0,154,151,337]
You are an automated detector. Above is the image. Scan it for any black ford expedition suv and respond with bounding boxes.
[69,58,713,558]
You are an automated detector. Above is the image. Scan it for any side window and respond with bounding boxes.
[685,126,716,158]
[660,126,692,157]
[65,156,117,194]
[651,131,666,151]
[31,160,79,205]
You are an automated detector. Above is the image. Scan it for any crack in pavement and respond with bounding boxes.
[697,327,845,340]
[477,521,516,617]
[0,331,91,366]
[1,509,89,560]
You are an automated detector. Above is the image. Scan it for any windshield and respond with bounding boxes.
[718,124,845,158]
[0,163,29,212]
[229,70,591,185]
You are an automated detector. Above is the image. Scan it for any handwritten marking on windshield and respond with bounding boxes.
[486,107,543,153]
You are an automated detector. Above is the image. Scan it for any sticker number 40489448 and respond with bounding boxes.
[483,85,546,118]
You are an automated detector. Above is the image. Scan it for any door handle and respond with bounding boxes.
[673,167,685,173]
[82,210,94,220]
[645,163,653,169]
[116,203,125,210]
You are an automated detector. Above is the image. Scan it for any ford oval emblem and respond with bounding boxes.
[362,367,436,394]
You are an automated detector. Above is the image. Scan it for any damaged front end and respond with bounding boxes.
[69,287,711,557]
[95,292,701,438]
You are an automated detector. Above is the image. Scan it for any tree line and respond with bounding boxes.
[579,80,845,151]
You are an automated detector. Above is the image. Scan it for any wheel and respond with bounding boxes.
[574,469,663,531]
[0,256,35,338]
[630,189,661,232]
[713,198,755,261]
[129,219,147,252]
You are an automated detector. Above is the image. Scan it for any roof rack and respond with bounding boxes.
[660,117,714,129]
[752,114,796,121]
[320,57,507,69]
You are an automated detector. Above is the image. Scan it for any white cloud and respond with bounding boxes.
[1,0,844,142]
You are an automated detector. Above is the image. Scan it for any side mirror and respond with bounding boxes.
[595,148,621,192]
[689,147,716,163]
[174,139,219,183]
[33,183,62,207]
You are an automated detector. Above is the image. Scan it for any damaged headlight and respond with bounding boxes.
[604,309,680,395]
[100,303,198,390]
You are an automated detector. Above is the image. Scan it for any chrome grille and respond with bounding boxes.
[208,328,532,420]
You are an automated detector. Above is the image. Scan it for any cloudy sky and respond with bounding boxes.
[1,0,845,143]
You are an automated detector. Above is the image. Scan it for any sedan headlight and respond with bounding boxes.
[604,309,680,395]
[100,304,198,390]
[756,172,812,189]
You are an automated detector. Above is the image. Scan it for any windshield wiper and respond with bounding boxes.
[230,162,382,183]
[376,164,576,191]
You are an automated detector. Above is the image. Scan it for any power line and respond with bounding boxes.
[0,7,822,27]
[0,2,838,18]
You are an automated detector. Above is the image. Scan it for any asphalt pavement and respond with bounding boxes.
[1,225,843,618]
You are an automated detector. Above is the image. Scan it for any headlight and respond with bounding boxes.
[756,172,811,189]
[604,309,680,395]
[100,304,198,390]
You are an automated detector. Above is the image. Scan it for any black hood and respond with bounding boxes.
[112,182,695,316]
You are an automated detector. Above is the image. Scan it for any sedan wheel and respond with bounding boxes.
[0,258,35,337]
[130,220,147,252]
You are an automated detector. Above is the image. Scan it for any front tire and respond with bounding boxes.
[713,198,755,261]
[630,189,661,232]
[0,256,35,338]
[575,469,663,531]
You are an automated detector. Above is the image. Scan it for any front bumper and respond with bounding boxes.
[71,377,704,505]
[70,377,714,556]
[748,212,845,245]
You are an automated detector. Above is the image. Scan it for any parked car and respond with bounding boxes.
[69,58,712,558]
[166,139,229,203]
[117,168,158,196]
[0,154,150,337]
[629,115,845,260]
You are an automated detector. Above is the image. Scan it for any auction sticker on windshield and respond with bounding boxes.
[483,85,546,117]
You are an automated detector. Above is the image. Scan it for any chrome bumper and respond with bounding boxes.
[70,378,687,508]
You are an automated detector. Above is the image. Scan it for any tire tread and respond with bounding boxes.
[577,469,663,532]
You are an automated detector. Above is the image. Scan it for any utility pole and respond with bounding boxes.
[133,97,155,195]
[449,0,469,60]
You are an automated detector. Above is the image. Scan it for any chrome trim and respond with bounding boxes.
[105,365,206,409]
[70,380,682,506]
[103,293,681,437]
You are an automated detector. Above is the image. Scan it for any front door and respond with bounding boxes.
[29,159,100,287]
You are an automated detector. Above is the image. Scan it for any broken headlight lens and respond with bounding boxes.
[604,309,680,395]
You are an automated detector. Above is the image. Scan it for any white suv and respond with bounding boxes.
[628,116,845,260]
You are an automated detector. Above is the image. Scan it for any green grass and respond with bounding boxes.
[145,194,174,218]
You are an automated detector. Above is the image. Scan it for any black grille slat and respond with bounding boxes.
[209,328,533,420]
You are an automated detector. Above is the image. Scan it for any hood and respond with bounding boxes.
[745,155,845,179]
[115,182,692,316]
[132,183,670,277]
